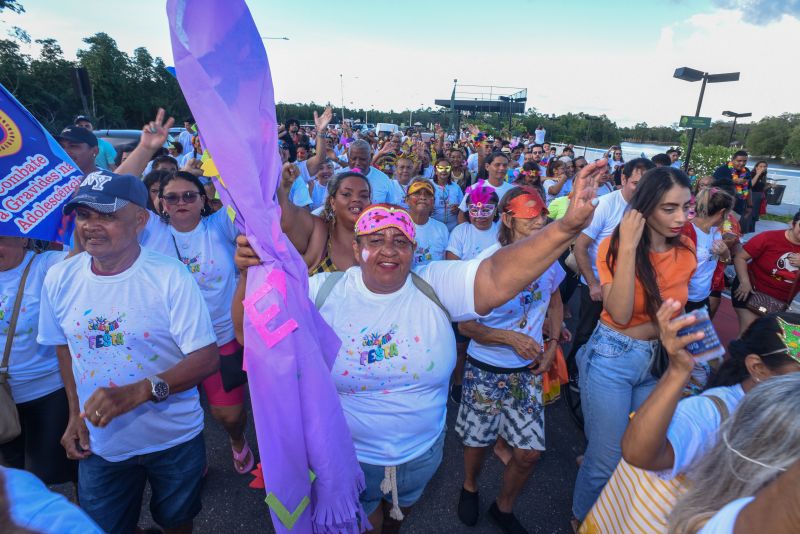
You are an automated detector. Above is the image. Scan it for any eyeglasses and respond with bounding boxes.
[161,191,202,205]
[531,150,543,155]
[435,165,452,172]
[468,203,496,218]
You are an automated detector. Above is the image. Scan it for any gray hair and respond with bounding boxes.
[348,139,372,156]
[668,373,800,534]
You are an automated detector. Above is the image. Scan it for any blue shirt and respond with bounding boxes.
[95,138,117,170]
[3,467,104,533]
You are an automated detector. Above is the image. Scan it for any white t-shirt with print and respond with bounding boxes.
[309,260,483,465]
[458,181,516,212]
[37,248,217,462]
[688,223,722,301]
[581,189,628,284]
[467,243,565,368]
[413,218,449,267]
[432,182,464,232]
[3,251,68,403]
[664,384,745,479]
[542,177,573,204]
[140,210,239,345]
[447,222,499,260]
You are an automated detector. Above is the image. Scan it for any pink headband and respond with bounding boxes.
[355,204,416,242]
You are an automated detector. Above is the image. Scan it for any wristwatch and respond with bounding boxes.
[147,375,170,402]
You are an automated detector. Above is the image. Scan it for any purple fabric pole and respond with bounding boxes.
[166,1,365,532]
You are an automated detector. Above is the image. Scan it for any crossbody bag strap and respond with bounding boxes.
[1,255,35,376]
[705,394,730,424]
[410,272,451,322]
[314,271,345,310]
[170,234,183,261]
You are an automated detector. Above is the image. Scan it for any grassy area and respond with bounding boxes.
[761,213,793,223]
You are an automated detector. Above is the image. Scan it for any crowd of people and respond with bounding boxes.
[1,105,799,534]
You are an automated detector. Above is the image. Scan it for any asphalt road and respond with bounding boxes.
[55,294,587,534]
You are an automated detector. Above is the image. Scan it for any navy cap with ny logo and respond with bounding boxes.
[63,170,148,215]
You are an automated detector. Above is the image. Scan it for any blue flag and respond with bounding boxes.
[0,83,82,242]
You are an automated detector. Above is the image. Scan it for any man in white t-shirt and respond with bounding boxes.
[568,158,655,364]
[37,170,219,534]
[534,125,546,145]
[342,139,403,204]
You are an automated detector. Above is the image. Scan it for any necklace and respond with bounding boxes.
[517,286,536,329]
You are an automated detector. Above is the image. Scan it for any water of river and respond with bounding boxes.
[553,141,800,206]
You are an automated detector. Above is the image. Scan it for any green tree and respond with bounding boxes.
[0,0,24,13]
[680,143,731,177]
[746,115,793,157]
[783,124,800,164]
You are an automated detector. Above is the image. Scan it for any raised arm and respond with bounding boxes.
[472,159,604,315]
[600,210,644,325]
[277,162,316,254]
[116,108,175,177]
[304,107,333,177]
[621,300,702,470]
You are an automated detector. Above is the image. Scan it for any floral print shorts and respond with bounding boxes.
[455,360,545,450]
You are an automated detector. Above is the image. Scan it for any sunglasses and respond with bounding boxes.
[162,191,202,205]
[468,204,496,218]
[435,165,452,172]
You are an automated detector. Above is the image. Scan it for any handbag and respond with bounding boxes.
[170,235,247,392]
[542,344,569,405]
[219,345,247,392]
[649,341,670,379]
[745,272,800,316]
[580,395,730,534]
[0,256,35,444]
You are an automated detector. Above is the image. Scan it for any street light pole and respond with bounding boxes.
[674,67,740,172]
[339,74,345,122]
[683,75,707,173]
[722,110,752,146]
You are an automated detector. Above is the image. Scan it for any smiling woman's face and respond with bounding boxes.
[354,227,414,294]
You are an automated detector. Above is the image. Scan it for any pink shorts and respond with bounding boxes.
[201,339,245,407]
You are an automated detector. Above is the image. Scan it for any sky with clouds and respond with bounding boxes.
[2,0,799,127]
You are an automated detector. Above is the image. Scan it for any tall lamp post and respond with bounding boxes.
[722,110,752,146]
[673,67,740,172]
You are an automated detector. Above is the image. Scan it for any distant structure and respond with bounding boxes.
[435,80,527,132]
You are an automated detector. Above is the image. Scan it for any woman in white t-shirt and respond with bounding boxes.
[404,178,449,267]
[685,187,735,313]
[140,171,253,474]
[446,183,501,405]
[455,188,566,530]
[431,159,465,232]
[669,373,800,534]
[233,159,607,534]
[0,241,74,486]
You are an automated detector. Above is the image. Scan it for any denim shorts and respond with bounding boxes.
[359,430,446,516]
[78,432,205,533]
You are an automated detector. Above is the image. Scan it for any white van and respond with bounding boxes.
[375,123,400,135]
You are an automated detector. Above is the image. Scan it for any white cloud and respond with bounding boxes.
[713,0,800,25]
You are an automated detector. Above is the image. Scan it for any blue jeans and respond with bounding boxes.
[359,430,446,515]
[572,322,658,520]
[78,432,205,533]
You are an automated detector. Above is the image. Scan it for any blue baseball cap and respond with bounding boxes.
[63,170,148,214]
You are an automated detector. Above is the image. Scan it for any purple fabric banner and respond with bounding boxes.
[166,1,365,532]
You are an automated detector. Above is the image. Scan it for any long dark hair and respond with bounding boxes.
[158,170,214,222]
[709,312,800,387]
[605,167,692,322]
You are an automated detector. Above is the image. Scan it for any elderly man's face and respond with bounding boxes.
[348,146,371,171]
[74,204,148,263]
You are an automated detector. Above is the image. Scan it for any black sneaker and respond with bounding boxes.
[457,487,479,526]
[488,501,529,534]
[450,383,463,404]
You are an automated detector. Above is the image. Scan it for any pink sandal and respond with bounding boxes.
[232,438,255,474]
